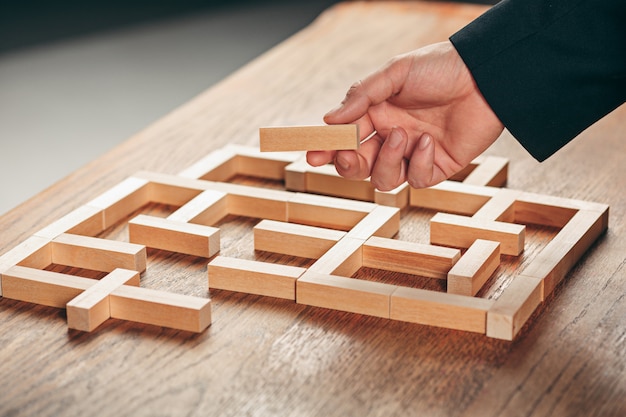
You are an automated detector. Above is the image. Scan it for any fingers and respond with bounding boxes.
[406,133,445,188]
[370,127,408,191]
[306,150,336,167]
[333,134,384,180]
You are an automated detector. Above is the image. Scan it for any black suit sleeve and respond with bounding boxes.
[450,0,626,161]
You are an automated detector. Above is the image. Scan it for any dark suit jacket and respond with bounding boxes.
[450,0,626,161]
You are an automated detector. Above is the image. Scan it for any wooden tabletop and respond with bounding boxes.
[1,2,624,416]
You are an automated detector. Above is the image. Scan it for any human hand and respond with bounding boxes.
[306,41,504,190]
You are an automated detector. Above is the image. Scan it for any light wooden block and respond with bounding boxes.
[472,188,522,222]
[346,205,400,240]
[208,256,305,300]
[52,233,147,272]
[307,237,364,277]
[177,147,238,181]
[86,177,150,229]
[374,183,410,209]
[486,275,543,340]
[390,286,494,333]
[129,215,220,258]
[461,155,508,187]
[430,213,525,256]
[520,208,608,298]
[297,271,396,318]
[66,268,140,332]
[284,159,309,192]
[362,236,460,279]
[0,236,51,277]
[260,124,359,152]
[410,181,498,216]
[288,193,375,231]
[208,182,291,221]
[447,239,500,296]
[167,190,228,226]
[230,144,301,180]
[514,192,587,228]
[1,266,93,308]
[34,205,104,239]
[305,164,376,201]
[253,220,345,259]
[109,285,211,333]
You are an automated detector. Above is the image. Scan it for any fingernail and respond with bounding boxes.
[418,133,432,150]
[325,103,344,117]
[388,128,403,149]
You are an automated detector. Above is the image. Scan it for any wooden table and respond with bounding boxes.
[1,2,624,416]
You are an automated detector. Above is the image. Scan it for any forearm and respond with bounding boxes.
[450,0,626,161]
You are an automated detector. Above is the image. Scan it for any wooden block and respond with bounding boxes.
[143,172,207,207]
[52,233,147,273]
[346,205,400,240]
[253,219,345,259]
[87,177,150,229]
[229,144,301,180]
[1,266,94,308]
[109,285,211,333]
[129,215,220,258]
[34,205,104,239]
[447,239,500,296]
[410,181,498,216]
[208,256,305,300]
[362,236,460,279]
[0,236,51,277]
[297,271,396,318]
[513,192,595,228]
[287,193,375,231]
[472,188,522,222]
[486,275,543,340]
[307,237,363,277]
[374,183,410,209]
[520,208,608,298]
[305,164,376,201]
[284,159,309,192]
[177,147,238,181]
[390,286,494,333]
[167,189,229,226]
[260,124,359,152]
[208,182,291,221]
[461,155,508,187]
[430,213,525,256]
[66,268,140,332]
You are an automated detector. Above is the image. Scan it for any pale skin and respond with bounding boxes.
[306,41,505,190]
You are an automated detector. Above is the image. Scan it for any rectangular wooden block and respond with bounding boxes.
[87,176,150,229]
[208,256,306,300]
[307,237,364,277]
[52,233,147,273]
[471,188,522,222]
[410,181,498,216]
[177,147,238,181]
[461,155,508,187]
[362,236,460,279]
[1,266,94,308]
[0,236,51,276]
[287,193,374,231]
[167,189,229,226]
[305,164,376,201]
[346,205,400,240]
[430,212,525,256]
[260,124,359,152]
[66,268,140,332]
[253,219,345,259]
[109,285,212,333]
[447,239,500,296]
[230,144,301,180]
[208,182,291,221]
[486,275,543,340]
[284,159,309,192]
[129,214,220,258]
[390,286,494,333]
[34,205,104,239]
[297,271,396,319]
[374,183,410,209]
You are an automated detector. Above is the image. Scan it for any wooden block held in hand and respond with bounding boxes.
[260,125,359,152]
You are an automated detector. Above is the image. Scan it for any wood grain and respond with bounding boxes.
[0,2,624,417]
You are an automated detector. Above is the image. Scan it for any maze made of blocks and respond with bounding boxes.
[0,143,608,340]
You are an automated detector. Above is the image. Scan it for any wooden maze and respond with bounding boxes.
[0,136,609,340]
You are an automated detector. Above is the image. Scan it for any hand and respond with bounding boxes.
[306,41,504,190]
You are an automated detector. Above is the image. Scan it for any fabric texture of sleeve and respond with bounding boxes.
[450,0,626,161]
